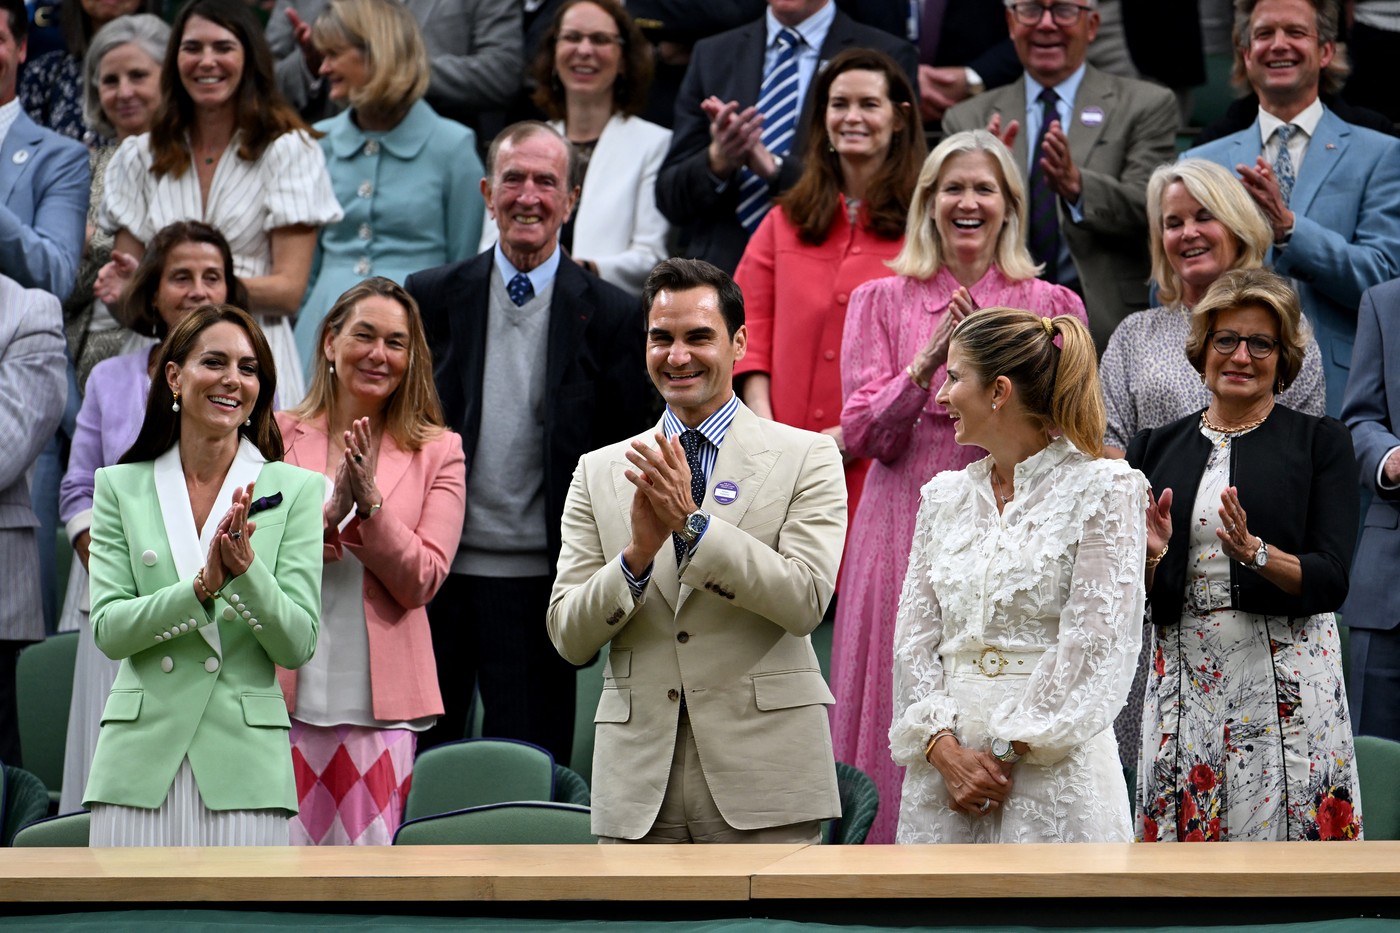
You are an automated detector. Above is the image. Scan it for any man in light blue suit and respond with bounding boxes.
[1340,276,1400,742]
[1184,0,1400,417]
[0,0,87,300]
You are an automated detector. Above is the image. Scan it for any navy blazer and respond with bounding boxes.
[1126,405,1358,625]
[656,8,918,273]
[406,250,653,568]
[1340,276,1400,632]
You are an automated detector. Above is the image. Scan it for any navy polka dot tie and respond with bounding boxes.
[507,272,534,307]
[672,429,707,564]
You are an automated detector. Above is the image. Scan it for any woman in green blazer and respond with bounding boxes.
[85,304,322,846]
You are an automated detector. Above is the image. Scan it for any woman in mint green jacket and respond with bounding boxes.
[85,304,322,846]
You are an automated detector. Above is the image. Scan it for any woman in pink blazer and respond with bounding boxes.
[275,276,465,845]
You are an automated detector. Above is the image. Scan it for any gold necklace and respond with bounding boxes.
[1201,407,1271,434]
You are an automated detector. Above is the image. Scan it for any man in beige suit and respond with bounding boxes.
[942,0,1178,349]
[548,258,845,843]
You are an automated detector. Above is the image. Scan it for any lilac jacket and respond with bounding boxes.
[59,350,150,538]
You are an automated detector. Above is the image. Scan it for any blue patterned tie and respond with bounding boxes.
[1027,87,1061,282]
[736,28,802,233]
[672,429,707,564]
[1273,124,1297,207]
[507,272,534,306]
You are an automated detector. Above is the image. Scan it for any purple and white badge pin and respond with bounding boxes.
[713,480,739,505]
[1079,107,1104,127]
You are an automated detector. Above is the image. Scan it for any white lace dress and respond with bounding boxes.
[889,437,1148,843]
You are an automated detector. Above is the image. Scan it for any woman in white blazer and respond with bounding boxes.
[481,0,669,297]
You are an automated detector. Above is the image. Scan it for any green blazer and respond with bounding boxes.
[84,440,322,813]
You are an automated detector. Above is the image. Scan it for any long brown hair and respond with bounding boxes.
[121,304,283,464]
[776,48,924,245]
[291,277,446,451]
[149,0,315,178]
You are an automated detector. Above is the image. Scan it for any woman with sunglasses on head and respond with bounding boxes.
[1127,268,1364,843]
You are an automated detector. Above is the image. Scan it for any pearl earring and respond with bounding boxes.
[991,402,997,411]
[329,363,335,375]
[171,390,180,413]
[244,417,252,427]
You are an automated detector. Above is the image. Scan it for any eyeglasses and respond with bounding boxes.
[1208,330,1280,359]
[1007,2,1094,26]
[559,30,622,48]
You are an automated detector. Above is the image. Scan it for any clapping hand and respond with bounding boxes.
[201,483,257,596]
[1217,486,1261,564]
[910,287,976,387]
[342,417,382,519]
[1146,486,1172,559]
[94,250,138,306]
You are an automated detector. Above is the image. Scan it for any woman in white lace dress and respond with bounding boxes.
[889,308,1148,843]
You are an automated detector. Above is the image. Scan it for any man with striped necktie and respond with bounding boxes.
[656,0,916,274]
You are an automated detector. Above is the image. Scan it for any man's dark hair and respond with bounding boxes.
[642,258,745,337]
[2,0,28,45]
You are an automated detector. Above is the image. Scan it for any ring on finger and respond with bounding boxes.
[230,530,242,541]
[353,454,363,465]
[979,798,992,813]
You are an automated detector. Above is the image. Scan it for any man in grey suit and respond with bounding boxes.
[1185,0,1400,416]
[656,0,917,273]
[1340,276,1400,743]
[0,274,68,765]
[942,0,1178,349]
[267,0,522,135]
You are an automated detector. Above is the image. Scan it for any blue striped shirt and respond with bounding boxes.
[620,394,742,598]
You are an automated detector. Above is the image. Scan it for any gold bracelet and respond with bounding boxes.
[924,729,956,761]
[1145,542,1169,569]
[196,569,222,603]
[906,363,930,391]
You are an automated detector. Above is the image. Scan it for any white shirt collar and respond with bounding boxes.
[765,0,835,49]
[1258,96,1324,144]
[0,98,22,150]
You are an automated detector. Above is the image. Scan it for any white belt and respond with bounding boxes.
[944,646,1043,677]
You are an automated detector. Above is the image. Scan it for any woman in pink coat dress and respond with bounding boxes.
[733,48,925,535]
[835,130,1086,843]
[275,276,464,845]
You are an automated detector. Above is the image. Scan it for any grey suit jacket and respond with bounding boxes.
[943,66,1178,349]
[1341,277,1400,632]
[0,109,89,300]
[267,0,522,128]
[0,275,68,642]
[548,403,845,839]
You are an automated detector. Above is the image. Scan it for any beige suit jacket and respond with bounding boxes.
[548,403,845,839]
[943,66,1178,349]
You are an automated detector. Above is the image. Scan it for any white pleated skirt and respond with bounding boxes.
[89,759,289,846]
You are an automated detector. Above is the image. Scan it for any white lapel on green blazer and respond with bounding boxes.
[152,438,267,658]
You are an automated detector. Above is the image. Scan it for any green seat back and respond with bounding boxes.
[404,738,554,822]
[825,761,879,845]
[12,811,90,847]
[1356,735,1400,840]
[16,633,78,805]
[3,765,51,846]
[394,802,594,845]
[552,764,591,806]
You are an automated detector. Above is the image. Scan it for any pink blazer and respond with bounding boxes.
[275,413,466,722]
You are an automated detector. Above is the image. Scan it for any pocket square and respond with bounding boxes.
[248,492,284,516]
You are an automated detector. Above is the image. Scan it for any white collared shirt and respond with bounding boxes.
[0,98,21,151]
[764,0,837,117]
[1259,96,1324,176]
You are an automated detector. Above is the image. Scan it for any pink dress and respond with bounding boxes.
[835,266,1086,843]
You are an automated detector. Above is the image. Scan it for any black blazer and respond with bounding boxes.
[656,8,918,273]
[1125,404,1358,624]
[407,251,654,567]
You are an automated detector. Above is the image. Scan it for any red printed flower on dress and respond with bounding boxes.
[1315,789,1361,841]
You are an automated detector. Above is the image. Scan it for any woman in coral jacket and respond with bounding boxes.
[733,47,925,555]
[276,277,465,845]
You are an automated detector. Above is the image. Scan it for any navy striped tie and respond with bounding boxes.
[1027,87,1061,282]
[736,28,802,233]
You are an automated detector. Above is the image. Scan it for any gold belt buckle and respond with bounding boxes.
[976,646,1008,677]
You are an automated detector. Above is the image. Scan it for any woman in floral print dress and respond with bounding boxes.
[1127,269,1363,842]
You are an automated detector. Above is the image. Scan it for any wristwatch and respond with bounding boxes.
[990,737,1022,764]
[1250,539,1269,569]
[678,510,709,547]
